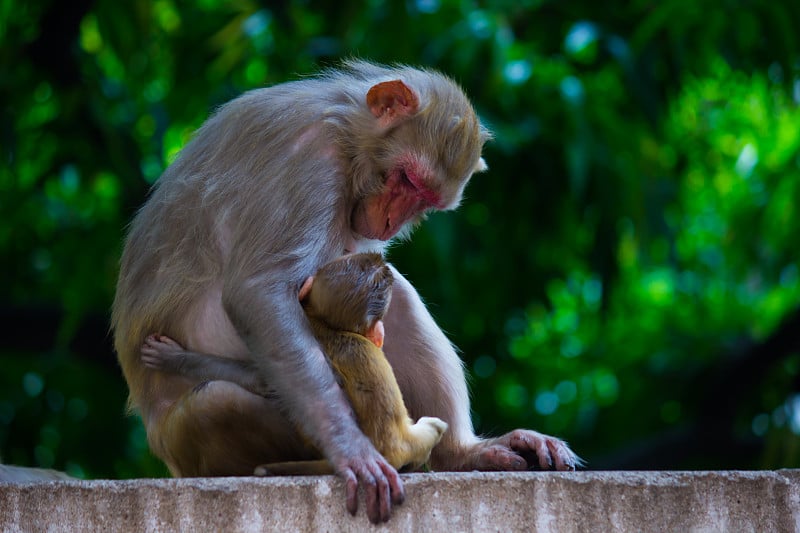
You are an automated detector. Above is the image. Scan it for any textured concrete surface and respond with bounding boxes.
[1,470,798,532]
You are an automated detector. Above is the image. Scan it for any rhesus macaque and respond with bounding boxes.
[141,253,448,475]
[112,60,579,523]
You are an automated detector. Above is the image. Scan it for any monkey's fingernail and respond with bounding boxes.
[254,466,267,476]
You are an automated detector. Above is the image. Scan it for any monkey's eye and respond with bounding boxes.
[399,169,415,189]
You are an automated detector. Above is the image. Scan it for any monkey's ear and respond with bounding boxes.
[298,276,314,302]
[366,80,419,127]
[366,320,385,349]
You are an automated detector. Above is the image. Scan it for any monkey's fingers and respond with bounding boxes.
[143,334,183,351]
[141,340,156,355]
[473,444,527,471]
[364,467,391,523]
[361,461,393,523]
[506,429,582,471]
[342,468,359,516]
[140,344,162,358]
[339,455,403,524]
[549,438,584,470]
[341,465,389,523]
[381,460,405,506]
[140,354,162,369]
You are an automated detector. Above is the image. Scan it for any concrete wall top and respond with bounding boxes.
[2,470,798,532]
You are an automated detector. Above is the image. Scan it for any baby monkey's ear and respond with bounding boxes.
[298,276,315,302]
[366,320,385,348]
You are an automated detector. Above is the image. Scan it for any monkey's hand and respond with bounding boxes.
[467,429,582,472]
[141,334,187,373]
[332,438,405,524]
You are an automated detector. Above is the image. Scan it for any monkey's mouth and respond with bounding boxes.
[352,201,406,241]
[352,167,429,241]
[380,215,400,240]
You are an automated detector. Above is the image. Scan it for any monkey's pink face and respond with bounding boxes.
[353,77,489,241]
[352,157,444,241]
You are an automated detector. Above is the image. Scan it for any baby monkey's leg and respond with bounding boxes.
[400,417,448,470]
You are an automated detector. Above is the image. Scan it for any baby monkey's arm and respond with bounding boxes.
[141,334,271,397]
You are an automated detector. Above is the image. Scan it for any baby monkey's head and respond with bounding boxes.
[304,253,394,336]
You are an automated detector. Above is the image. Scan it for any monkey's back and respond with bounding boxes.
[310,321,412,446]
[111,75,352,419]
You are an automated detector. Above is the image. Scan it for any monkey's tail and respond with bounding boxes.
[253,460,334,476]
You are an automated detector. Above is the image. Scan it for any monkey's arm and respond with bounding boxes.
[383,266,581,471]
[141,334,271,396]
[222,263,404,522]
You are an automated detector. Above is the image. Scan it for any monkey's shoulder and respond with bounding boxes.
[319,331,382,361]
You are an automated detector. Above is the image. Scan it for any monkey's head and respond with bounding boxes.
[304,253,393,336]
[343,62,491,243]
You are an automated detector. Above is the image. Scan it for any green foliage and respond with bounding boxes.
[1,0,799,475]
[497,54,800,465]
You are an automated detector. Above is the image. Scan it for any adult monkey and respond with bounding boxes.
[112,61,579,523]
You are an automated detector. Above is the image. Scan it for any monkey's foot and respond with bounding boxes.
[141,334,186,370]
[415,416,448,439]
[469,429,582,472]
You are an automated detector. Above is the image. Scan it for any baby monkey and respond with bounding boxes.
[141,253,448,474]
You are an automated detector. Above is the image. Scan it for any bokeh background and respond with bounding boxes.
[2,0,800,478]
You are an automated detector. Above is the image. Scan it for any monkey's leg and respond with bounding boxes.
[398,416,448,471]
[381,268,478,470]
[383,267,580,471]
[407,417,448,451]
[155,380,316,477]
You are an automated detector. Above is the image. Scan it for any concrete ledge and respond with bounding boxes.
[1,471,798,532]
